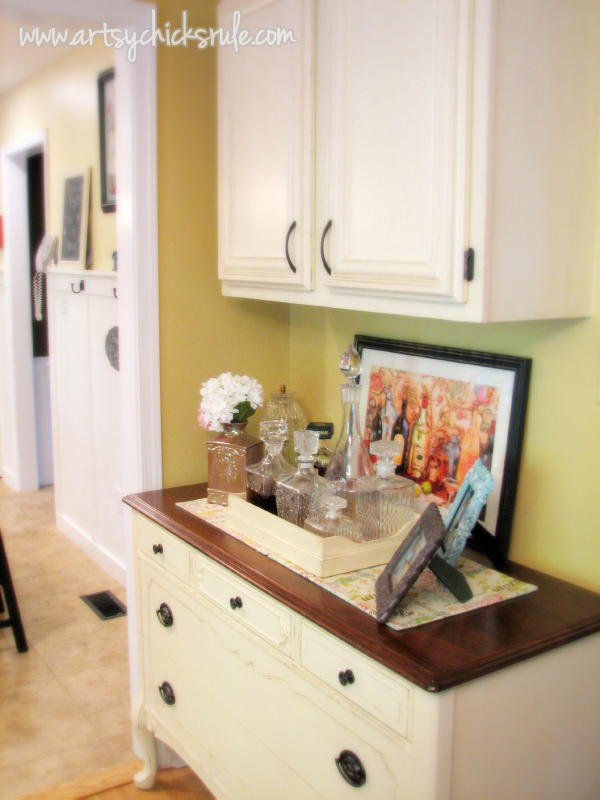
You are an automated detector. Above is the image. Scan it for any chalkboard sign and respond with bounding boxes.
[60,170,90,266]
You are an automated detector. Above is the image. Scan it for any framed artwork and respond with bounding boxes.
[375,504,447,623]
[98,68,116,212]
[60,170,90,267]
[355,335,531,563]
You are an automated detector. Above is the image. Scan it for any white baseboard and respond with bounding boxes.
[56,511,126,586]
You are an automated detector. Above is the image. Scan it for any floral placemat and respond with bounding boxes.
[177,498,537,632]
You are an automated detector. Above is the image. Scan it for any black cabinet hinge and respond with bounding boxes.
[464,248,475,282]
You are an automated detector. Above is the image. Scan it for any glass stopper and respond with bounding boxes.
[338,344,362,385]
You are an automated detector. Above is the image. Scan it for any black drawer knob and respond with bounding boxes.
[335,750,366,787]
[229,596,243,610]
[338,669,355,686]
[152,543,163,554]
[156,602,174,627]
[158,681,175,705]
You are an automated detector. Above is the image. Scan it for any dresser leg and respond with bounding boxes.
[133,726,158,789]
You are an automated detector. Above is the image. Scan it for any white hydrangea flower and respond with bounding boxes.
[198,372,264,432]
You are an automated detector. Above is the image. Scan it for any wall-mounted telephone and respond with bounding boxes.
[33,234,58,321]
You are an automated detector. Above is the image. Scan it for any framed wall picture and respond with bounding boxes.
[60,170,90,267]
[98,68,116,212]
[355,335,531,563]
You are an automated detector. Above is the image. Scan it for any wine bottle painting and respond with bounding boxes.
[363,366,499,508]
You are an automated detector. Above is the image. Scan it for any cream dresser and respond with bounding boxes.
[125,485,600,800]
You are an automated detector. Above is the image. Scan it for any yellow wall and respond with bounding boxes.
[289,304,600,592]
[0,42,116,270]
[156,0,600,590]
[156,0,290,487]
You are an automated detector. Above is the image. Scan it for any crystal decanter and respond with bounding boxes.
[303,494,361,540]
[324,344,375,525]
[275,429,328,527]
[246,420,294,513]
[356,439,415,540]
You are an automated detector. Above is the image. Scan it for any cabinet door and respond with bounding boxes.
[218,0,313,288]
[316,0,473,302]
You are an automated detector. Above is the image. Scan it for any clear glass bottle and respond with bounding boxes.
[325,345,375,522]
[275,430,328,527]
[246,420,294,513]
[304,494,361,541]
[356,440,415,540]
[262,385,308,465]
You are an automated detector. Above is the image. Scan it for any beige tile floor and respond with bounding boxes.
[0,481,135,800]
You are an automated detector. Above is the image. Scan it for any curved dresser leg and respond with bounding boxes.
[133,725,158,789]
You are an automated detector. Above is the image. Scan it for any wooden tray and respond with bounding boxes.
[225,495,417,577]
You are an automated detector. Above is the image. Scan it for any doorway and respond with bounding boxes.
[27,150,53,487]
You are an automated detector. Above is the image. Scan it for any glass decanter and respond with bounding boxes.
[262,385,308,465]
[325,344,374,523]
[275,430,329,527]
[356,439,416,540]
[246,420,294,513]
[304,494,361,541]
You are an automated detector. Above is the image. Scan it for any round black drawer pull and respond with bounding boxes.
[158,681,175,706]
[156,602,174,627]
[229,596,243,610]
[338,669,355,686]
[152,543,163,554]
[335,750,366,787]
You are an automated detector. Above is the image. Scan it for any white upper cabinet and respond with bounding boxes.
[218,0,313,288]
[218,0,600,322]
[316,0,471,303]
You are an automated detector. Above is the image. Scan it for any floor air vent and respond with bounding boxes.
[81,590,126,620]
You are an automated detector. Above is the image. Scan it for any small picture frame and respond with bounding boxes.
[98,68,116,213]
[60,170,90,267]
[442,458,495,566]
[375,504,447,624]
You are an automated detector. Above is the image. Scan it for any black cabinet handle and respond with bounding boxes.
[285,221,297,273]
[158,681,176,705]
[152,543,163,555]
[156,602,174,627]
[338,669,355,686]
[335,750,366,787]
[229,596,243,610]
[320,219,333,275]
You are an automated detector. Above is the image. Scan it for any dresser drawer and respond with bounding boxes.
[300,620,411,739]
[193,553,292,654]
[134,514,190,584]
[147,594,411,800]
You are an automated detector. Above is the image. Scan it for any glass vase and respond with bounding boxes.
[207,422,263,506]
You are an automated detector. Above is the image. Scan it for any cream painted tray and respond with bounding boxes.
[224,495,417,577]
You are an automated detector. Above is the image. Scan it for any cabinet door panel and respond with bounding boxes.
[88,294,122,563]
[317,0,472,300]
[48,290,96,539]
[218,0,313,288]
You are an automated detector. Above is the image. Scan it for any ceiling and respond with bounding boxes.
[0,12,71,95]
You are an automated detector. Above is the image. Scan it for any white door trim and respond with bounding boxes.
[0,0,162,496]
[0,131,45,490]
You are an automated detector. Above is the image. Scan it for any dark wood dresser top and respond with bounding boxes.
[124,483,600,692]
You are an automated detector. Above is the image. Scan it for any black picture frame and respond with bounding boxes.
[375,504,447,623]
[355,335,531,565]
[98,68,116,213]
